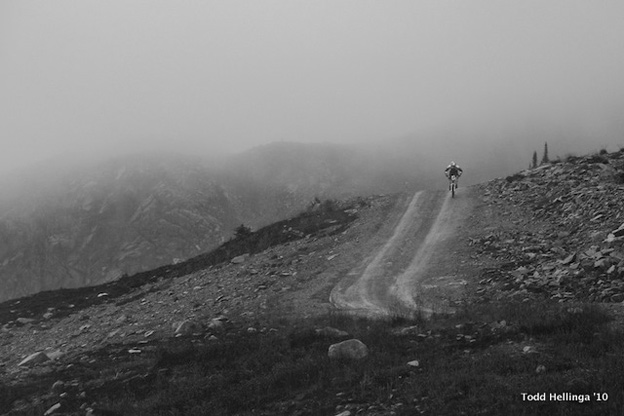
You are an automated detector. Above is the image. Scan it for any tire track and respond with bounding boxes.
[330,187,472,318]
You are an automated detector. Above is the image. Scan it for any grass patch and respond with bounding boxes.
[75,302,623,415]
[5,302,622,415]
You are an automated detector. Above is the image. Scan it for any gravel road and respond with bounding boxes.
[330,187,474,318]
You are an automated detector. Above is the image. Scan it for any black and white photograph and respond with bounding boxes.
[1,1,624,414]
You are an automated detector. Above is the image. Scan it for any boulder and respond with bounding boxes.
[328,339,369,360]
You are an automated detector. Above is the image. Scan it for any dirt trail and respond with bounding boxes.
[330,187,475,318]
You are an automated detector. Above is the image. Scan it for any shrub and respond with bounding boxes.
[234,224,253,240]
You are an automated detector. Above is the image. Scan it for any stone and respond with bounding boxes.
[16,317,35,325]
[560,253,576,265]
[611,293,624,303]
[116,314,129,324]
[315,327,349,338]
[173,320,202,335]
[392,325,421,336]
[46,350,64,361]
[19,351,50,367]
[231,253,250,264]
[407,360,420,367]
[328,339,369,360]
[44,403,61,415]
[207,319,225,331]
[51,380,65,394]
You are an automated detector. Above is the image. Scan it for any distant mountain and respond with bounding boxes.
[0,153,242,301]
[0,142,439,302]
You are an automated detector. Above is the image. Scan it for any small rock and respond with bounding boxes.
[536,365,547,374]
[407,360,420,367]
[173,320,202,335]
[522,346,536,354]
[328,339,369,360]
[335,411,352,416]
[560,253,576,265]
[16,317,35,325]
[316,327,349,338]
[208,319,225,331]
[116,314,129,324]
[44,403,61,415]
[392,325,421,336]
[46,350,64,361]
[19,351,50,367]
[611,293,624,303]
[231,253,250,264]
[51,380,65,394]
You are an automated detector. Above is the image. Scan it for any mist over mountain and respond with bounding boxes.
[1,133,616,302]
[0,141,438,302]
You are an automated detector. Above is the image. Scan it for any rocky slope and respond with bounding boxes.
[2,149,624,414]
[473,149,624,306]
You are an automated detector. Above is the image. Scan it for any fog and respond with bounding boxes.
[2,1,624,175]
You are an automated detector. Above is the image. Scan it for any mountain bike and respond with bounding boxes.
[449,175,458,198]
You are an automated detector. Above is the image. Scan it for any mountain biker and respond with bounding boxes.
[444,161,463,190]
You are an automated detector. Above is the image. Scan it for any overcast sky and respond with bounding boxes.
[2,1,624,173]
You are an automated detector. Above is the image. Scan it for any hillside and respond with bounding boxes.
[1,149,624,415]
[0,154,244,302]
[0,142,436,303]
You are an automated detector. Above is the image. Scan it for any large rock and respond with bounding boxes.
[328,339,369,360]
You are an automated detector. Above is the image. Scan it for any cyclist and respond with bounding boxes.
[444,161,463,190]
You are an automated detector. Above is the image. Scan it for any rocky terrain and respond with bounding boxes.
[0,195,397,414]
[473,150,624,308]
[1,149,624,415]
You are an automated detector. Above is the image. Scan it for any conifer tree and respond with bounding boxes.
[541,142,549,165]
[532,151,538,168]
[234,224,252,239]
